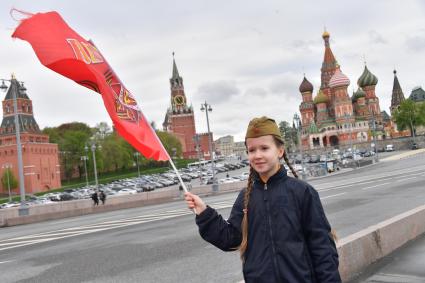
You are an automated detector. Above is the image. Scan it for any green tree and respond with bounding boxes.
[1,168,18,194]
[100,131,133,172]
[156,130,183,158]
[43,122,92,181]
[393,100,425,137]
[279,121,298,152]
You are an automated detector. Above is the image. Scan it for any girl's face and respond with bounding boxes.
[246,135,284,180]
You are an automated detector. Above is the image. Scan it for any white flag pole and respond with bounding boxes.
[168,158,196,214]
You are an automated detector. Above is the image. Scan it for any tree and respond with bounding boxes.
[43,122,92,181]
[156,130,183,158]
[100,132,133,172]
[1,168,18,195]
[393,100,425,137]
[279,121,298,152]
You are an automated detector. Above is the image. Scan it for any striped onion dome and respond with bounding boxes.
[329,68,350,88]
[299,76,313,93]
[313,90,329,104]
[357,65,378,87]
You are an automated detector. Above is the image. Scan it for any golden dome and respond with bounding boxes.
[322,30,330,38]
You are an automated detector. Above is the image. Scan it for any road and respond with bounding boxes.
[0,152,424,282]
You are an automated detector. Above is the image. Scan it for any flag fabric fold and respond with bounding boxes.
[12,11,170,161]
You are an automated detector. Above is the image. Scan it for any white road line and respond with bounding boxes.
[320,192,346,200]
[0,260,14,264]
[395,176,418,182]
[362,182,392,191]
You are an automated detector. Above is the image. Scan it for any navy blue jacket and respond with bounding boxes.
[195,167,341,283]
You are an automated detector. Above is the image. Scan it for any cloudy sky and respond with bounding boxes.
[1,1,425,141]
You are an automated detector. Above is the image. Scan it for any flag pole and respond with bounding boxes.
[168,158,197,214]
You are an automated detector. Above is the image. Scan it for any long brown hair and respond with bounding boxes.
[239,137,297,260]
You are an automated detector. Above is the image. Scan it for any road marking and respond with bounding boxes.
[320,192,346,200]
[362,182,392,191]
[0,260,14,264]
[0,200,233,252]
[395,176,418,182]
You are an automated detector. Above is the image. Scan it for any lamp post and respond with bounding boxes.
[293,113,306,180]
[0,75,28,215]
[344,113,353,151]
[369,112,379,163]
[80,155,89,187]
[201,101,218,192]
[133,152,141,178]
[85,142,101,189]
[2,163,12,202]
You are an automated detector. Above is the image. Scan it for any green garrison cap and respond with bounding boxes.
[245,116,284,143]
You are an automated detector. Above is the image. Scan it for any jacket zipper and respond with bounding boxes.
[264,183,281,281]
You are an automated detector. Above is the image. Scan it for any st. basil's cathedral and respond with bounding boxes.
[298,30,407,150]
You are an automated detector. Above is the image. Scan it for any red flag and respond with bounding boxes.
[12,11,170,161]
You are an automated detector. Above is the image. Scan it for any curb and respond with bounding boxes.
[337,204,425,282]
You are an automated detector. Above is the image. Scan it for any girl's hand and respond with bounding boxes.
[184,192,207,215]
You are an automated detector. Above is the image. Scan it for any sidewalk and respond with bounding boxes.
[350,230,425,283]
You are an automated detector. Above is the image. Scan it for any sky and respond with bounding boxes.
[1,1,425,141]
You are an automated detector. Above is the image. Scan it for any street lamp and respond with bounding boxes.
[293,113,306,180]
[344,113,353,151]
[369,112,379,163]
[85,142,101,189]
[80,155,89,187]
[133,152,141,178]
[0,75,28,215]
[2,163,12,202]
[201,101,218,192]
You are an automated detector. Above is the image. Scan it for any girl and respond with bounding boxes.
[185,116,341,283]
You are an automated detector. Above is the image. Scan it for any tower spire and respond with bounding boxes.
[172,52,180,80]
[390,69,405,114]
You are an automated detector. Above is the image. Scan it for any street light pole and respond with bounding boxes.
[201,101,218,192]
[293,113,306,180]
[134,152,141,178]
[85,142,101,189]
[2,164,12,202]
[370,112,379,163]
[344,113,353,151]
[0,76,28,215]
[81,156,89,187]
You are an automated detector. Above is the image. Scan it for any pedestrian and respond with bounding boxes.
[185,116,341,283]
[99,190,106,205]
[179,184,184,198]
[91,190,99,206]
[226,173,230,178]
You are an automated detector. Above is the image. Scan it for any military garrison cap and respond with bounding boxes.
[245,116,284,143]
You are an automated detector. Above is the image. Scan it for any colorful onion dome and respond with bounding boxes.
[322,30,330,38]
[357,65,378,87]
[329,68,350,88]
[313,90,328,104]
[352,87,366,102]
[299,76,313,93]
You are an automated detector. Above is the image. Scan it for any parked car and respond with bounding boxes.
[385,144,395,152]
[116,188,138,195]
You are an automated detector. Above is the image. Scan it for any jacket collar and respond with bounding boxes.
[252,165,288,186]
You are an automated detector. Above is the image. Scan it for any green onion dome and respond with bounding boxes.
[313,90,329,104]
[357,65,378,87]
[352,87,366,102]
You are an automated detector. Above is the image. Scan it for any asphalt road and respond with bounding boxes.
[0,151,424,283]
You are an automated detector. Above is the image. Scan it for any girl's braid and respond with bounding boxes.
[239,166,254,261]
